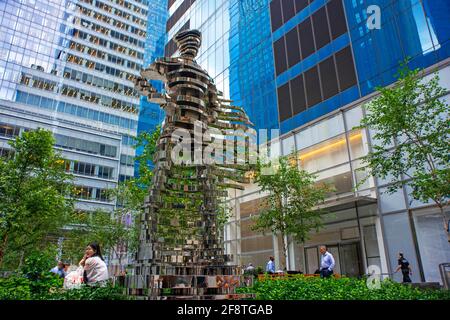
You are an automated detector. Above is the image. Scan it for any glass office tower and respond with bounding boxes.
[135,0,166,175]
[0,0,151,212]
[164,0,450,284]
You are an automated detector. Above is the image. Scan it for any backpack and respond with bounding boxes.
[400,258,409,269]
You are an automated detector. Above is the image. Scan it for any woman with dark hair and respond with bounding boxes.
[79,242,109,286]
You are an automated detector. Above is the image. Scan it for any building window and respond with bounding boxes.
[285,27,301,68]
[281,0,296,24]
[273,37,287,75]
[327,0,348,40]
[270,0,283,32]
[277,83,292,121]
[304,66,322,108]
[73,161,95,176]
[0,123,21,138]
[120,154,134,167]
[319,56,339,100]
[95,188,110,202]
[298,17,315,60]
[297,133,349,173]
[312,7,331,50]
[98,166,114,179]
[276,46,357,121]
[290,74,306,115]
[294,0,309,14]
[335,46,357,91]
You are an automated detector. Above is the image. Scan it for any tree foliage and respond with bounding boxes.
[252,157,331,269]
[358,64,450,225]
[61,210,139,267]
[0,129,74,269]
[61,126,161,267]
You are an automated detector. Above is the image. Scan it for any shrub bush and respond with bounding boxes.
[0,275,33,300]
[0,250,128,300]
[236,276,450,300]
[49,283,129,300]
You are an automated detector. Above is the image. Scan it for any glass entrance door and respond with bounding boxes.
[304,242,362,276]
[339,243,362,277]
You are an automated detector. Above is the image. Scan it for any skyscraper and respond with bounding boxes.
[0,0,156,212]
[163,0,450,284]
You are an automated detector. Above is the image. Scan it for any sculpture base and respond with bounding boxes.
[116,274,255,300]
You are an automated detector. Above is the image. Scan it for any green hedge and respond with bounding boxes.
[236,276,450,300]
[0,275,128,300]
[0,250,128,300]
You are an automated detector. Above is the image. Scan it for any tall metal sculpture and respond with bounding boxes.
[124,30,255,299]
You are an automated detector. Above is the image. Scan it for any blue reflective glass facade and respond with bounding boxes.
[138,0,166,134]
[0,0,150,210]
[345,0,450,96]
[135,0,167,173]
[269,0,450,135]
[163,0,449,136]
[229,0,279,132]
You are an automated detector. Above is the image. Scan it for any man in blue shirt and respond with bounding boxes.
[266,256,275,274]
[50,261,66,278]
[319,246,335,278]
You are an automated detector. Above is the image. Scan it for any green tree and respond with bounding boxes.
[252,157,330,269]
[61,126,161,267]
[0,129,74,269]
[358,65,450,230]
[61,210,138,269]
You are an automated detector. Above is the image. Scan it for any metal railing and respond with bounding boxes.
[439,263,450,289]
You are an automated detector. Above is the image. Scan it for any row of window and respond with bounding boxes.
[63,67,138,98]
[16,91,138,131]
[73,29,144,57]
[0,121,120,158]
[60,84,138,113]
[73,185,111,202]
[165,20,190,57]
[166,0,196,32]
[73,25,145,53]
[270,0,310,32]
[119,174,134,182]
[27,76,57,92]
[94,0,147,27]
[121,134,136,146]
[70,37,142,71]
[54,133,118,158]
[0,124,136,175]
[77,15,146,53]
[76,3,146,38]
[65,160,115,180]
[277,46,357,121]
[273,0,348,75]
[0,147,14,158]
[168,0,176,9]
[120,154,135,167]
[66,53,136,83]
[0,122,21,138]
[103,0,149,16]
[19,73,139,113]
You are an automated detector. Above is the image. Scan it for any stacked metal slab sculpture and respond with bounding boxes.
[122,30,255,299]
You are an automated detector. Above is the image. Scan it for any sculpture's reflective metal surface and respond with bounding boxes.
[122,30,255,299]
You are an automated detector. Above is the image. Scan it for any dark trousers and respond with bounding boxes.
[402,269,412,283]
[320,268,333,278]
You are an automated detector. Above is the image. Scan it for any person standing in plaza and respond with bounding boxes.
[266,256,275,274]
[319,246,335,278]
[395,252,412,283]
